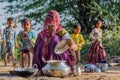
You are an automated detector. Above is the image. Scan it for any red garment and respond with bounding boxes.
[86,40,107,64]
[40,10,63,38]
[33,10,75,71]
[39,10,63,60]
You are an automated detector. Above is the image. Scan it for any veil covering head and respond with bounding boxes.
[40,10,63,39]
[44,10,61,30]
[39,10,63,60]
[34,10,75,68]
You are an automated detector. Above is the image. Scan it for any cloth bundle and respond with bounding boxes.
[84,63,108,72]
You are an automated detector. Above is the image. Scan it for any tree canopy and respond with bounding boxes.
[0,0,120,33]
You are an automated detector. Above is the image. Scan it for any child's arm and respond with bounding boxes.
[3,28,6,48]
[14,29,17,47]
[89,29,97,40]
[31,33,36,46]
[78,35,85,46]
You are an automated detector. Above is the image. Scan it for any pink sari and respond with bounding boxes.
[40,10,63,61]
[33,10,74,71]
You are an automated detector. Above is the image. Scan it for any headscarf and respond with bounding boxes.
[39,10,63,60]
[40,10,63,39]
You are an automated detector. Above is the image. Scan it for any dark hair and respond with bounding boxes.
[21,18,31,24]
[7,17,14,21]
[95,19,102,27]
[73,23,81,29]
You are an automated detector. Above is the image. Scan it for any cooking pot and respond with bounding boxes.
[42,60,71,77]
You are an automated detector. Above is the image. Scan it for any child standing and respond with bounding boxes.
[70,23,85,64]
[3,17,16,66]
[86,19,107,64]
[17,18,36,68]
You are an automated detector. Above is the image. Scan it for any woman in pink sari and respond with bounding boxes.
[33,10,75,74]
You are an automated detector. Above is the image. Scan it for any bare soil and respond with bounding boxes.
[0,61,120,80]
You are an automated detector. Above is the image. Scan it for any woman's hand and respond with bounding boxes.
[66,39,73,47]
[77,44,82,46]
[100,44,104,49]
[71,44,77,51]
[66,39,77,51]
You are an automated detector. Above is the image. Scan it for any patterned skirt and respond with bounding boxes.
[86,40,107,64]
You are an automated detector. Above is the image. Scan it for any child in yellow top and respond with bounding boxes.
[70,23,85,64]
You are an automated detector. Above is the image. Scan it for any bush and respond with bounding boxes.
[102,27,120,56]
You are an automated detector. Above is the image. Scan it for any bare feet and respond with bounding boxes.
[4,63,7,66]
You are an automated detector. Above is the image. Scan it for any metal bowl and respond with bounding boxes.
[54,40,69,54]
[10,67,38,77]
[9,71,18,75]
[16,71,34,77]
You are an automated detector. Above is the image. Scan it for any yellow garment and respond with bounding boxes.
[70,33,85,50]
[57,29,68,37]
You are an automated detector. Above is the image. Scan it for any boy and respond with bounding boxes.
[3,17,16,66]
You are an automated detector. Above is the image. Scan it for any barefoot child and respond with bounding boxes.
[70,23,85,64]
[17,18,36,68]
[3,17,16,66]
[86,19,107,64]
[85,20,108,72]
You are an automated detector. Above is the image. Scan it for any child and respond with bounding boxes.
[70,23,85,64]
[17,18,36,68]
[85,20,108,72]
[3,17,16,66]
[86,19,107,64]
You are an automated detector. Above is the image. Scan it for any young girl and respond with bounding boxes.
[70,23,85,64]
[86,19,107,64]
[17,18,36,68]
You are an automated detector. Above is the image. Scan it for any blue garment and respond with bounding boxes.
[2,46,14,55]
[84,64,101,72]
[17,30,35,51]
[3,27,16,48]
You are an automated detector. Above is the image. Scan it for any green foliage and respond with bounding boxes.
[1,0,119,33]
[14,48,20,60]
[102,26,120,56]
[0,0,120,59]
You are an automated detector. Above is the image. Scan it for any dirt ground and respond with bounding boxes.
[0,61,120,80]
